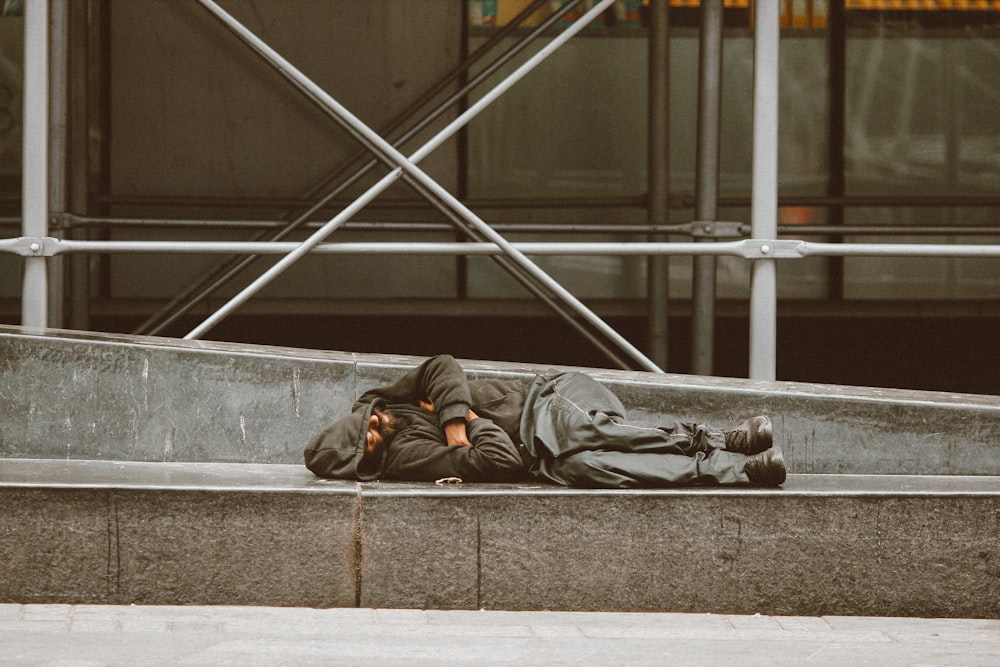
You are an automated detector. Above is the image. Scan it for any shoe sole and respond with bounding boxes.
[750,417,774,455]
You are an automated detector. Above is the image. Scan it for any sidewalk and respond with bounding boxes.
[3,604,998,666]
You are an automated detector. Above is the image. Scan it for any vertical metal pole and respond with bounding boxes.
[22,0,50,328]
[749,0,779,380]
[826,0,845,302]
[646,0,670,370]
[691,0,723,376]
[48,0,70,329]
[68,0,91,329]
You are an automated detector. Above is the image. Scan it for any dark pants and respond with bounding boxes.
[523,371,751,488]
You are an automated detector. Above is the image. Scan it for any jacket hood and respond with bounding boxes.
[304,399,384,480]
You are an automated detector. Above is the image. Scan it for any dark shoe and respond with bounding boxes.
[724,415,773,455]
[744,446,786,486]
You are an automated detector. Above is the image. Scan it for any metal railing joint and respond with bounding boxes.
[689,221,744,238]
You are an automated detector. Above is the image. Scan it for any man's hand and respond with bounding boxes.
[444,418,471,447]
[443,410,479,447]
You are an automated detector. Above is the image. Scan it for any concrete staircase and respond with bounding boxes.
[2,326,998,617]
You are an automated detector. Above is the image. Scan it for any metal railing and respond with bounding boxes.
[8,0,1000,380]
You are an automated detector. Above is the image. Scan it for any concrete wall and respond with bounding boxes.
[2,458,998,617]
[3,327,999,616]
[2,325,999,474]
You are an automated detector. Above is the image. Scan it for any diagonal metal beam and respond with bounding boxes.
[191,0,662,373]
[691,0,724,376]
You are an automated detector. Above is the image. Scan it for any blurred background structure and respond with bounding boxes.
[2,0,999,393]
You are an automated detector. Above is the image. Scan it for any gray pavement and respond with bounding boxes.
[2,604,998,666]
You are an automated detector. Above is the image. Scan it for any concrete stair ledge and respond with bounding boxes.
[2,325,1000,475]
[2,458,1000,495]
[2,327,998,617]
[2,458,998,618]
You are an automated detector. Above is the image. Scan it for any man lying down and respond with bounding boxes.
[304,355,785,488]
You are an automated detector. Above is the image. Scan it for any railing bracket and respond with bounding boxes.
[14,236,58,257]
[689,221,744,238]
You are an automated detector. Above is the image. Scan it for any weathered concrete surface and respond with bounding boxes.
[0,461,357,608]
[362,480,1000,619]
[2,325,999,475]
[2,459,998,618]
[0,327,354,465]
[4,328,997,616]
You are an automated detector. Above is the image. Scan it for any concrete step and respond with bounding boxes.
[2,326,999,617]
[2,325,999,475]
[2,458,998,618]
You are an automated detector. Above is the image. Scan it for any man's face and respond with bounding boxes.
[364,412,389,457]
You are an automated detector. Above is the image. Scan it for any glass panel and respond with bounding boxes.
[843,207,1000,299]
[466,35,648,200]
[465,24,831,301]
[0,7,22,300]
[464,32,651,300]
[0,10,20,198]
[844,19,1000,299]
[845,35,1000,197]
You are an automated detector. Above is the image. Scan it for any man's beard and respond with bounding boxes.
[359,408,415,475]
[377,408,415,447]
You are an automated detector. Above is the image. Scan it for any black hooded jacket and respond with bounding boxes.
[304,356,531,482]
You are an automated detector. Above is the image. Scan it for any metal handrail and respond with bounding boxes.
[57,193,1000,210]
[5,237,1000,259]
[8,214,999,237]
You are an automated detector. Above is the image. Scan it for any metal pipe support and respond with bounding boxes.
[749,0,780,380]
[21,0,49,328]
[12,237,1000,259]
